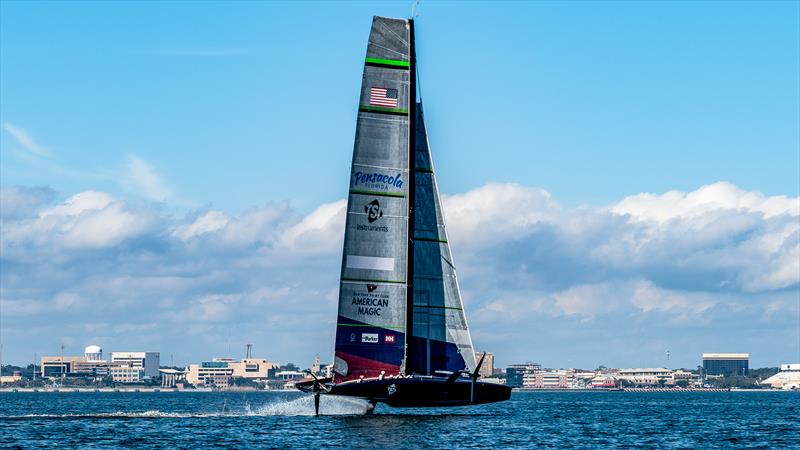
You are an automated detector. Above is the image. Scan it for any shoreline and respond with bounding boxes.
[0,387,299,393]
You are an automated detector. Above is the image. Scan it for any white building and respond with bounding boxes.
[110,365,145,383]
[761,364,800,390]
[616,368,673,386]
[110,352,160,378]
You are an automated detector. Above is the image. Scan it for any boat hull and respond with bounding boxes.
[299,376,511,408]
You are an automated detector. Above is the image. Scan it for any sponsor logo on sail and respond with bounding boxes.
[353,171,403,191]
[365,200,383,223]
[352,285,389,316]
[387,383,397,395]
[361,333,379,344]
[384,334,395,344]
[356,200,389,233]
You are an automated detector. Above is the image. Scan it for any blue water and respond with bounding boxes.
[1,391,798,448]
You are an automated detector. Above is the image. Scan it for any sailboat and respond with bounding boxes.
[297,16,511,414]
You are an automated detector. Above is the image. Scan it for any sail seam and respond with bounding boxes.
[415,236,448,243]
[359,105,409,116]
[342,277,406,284]
[337,323,404,330]
[413,305,463,310]
[349,189,406,198]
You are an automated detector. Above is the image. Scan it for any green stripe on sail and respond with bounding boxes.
[365,57,410,68]
[416,236,448,243]
[359,105,409,116]
[415,167,434,174]
[349,189,406,198]
[337,323,405,330]
[413,304,463,311]
[342,277,406,284]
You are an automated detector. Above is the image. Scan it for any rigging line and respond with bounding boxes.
[375,17,410,46]
[367,41,407,58]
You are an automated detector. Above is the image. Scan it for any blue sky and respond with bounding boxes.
[1,1,799,369]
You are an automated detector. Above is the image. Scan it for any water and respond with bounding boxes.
[1,391,798,448]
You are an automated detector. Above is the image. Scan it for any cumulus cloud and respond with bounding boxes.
[0,182,797,368]
[0,186,56,220]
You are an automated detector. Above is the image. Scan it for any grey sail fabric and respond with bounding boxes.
[333,16,412,382]
[409,102,477,375]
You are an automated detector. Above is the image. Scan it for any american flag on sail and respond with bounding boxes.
[369,87,398,108]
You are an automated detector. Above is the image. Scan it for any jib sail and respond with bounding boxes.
[408,102,477,375]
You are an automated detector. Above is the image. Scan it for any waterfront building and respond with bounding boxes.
[110,352,160,378]
[275,370,306,381]
[702,353,749,376]
[761,364,800,390]
[110,365,145,383]
[0,371,23,384]
[41,356,86,377]
[590,375,617,388]
[159,368,187,388]
[185,361,234,387]
[474,352,494,378]
[185,358,278,387]
[616,368,673,386]
[506,363,541,388]
[532,370,574,389]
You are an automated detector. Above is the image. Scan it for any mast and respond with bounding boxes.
[404,18,416,375]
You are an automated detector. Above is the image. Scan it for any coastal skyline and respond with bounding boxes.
[2,1,799,370]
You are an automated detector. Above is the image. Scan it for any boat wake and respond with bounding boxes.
[2,395,371,419]
[250,394,369,416]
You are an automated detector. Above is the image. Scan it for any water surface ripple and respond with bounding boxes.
[1,391,798,448]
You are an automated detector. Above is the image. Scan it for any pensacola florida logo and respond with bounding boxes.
[353,171,403,191]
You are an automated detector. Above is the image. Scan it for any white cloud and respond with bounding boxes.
[0,186,56,219]
[2,122,50,157]
[278,199,346,253]
[124,154,173,202]
[172,211,230,240]
[613,181,799,224]
[0,181,797,368]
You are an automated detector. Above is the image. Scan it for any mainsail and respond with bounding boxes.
[333,16,412,381]
[333,16,476,382]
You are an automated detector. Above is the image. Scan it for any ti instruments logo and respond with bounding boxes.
[365,200,383,223]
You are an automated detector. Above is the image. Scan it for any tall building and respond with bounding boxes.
[702,353,749,376]
[474,352,494,378]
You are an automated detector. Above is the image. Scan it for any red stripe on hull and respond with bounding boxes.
[335,351,402,382]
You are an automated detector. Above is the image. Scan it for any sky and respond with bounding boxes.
[1,1,798,370]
